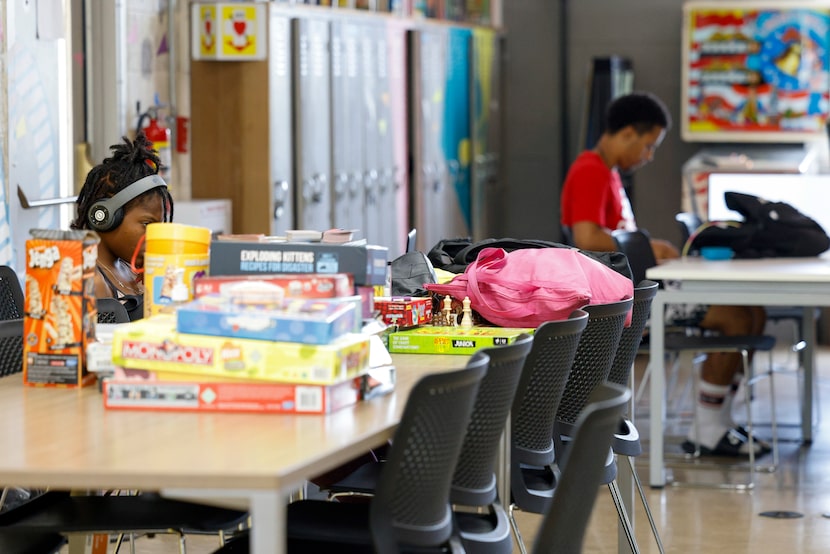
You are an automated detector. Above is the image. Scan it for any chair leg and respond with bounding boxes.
[626,456,665,554]
[608,480,641,554]
[507,502,529,554]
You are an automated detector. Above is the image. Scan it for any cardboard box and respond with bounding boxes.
[194,273,354,300]
[104,375,362,414]
[112,316,371,384]
[176,297,357,345]
[374,297,433,327]
[103,364,396,414]
[388,326,535,355]
[23,229,99,387]
[209,239,388,286]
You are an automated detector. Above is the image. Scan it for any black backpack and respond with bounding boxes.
[693,192,830,258]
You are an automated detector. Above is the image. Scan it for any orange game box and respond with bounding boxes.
[23,229,99,387]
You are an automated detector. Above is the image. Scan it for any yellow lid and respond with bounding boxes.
[146,222,211,245]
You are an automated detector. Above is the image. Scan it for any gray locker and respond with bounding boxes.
[410,27,472,253]
[293,18,332,232]
[374,25,399,256]
[381,20,410,259]
[361,23,383,248]
[331,19,365,236]
[471,28,502,241]
[269,13,295,236]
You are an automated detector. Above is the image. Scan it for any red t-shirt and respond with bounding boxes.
[560,151,634,231]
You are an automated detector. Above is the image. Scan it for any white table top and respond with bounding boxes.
[646,256,830,283]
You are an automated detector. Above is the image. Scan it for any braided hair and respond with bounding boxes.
[71,132,174,230]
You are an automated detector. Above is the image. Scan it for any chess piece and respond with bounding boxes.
[443,295,454,327]
[460,296,473,328]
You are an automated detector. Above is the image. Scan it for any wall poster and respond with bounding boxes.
[682,1,830,142]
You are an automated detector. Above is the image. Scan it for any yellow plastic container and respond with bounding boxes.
[143,223,211,318]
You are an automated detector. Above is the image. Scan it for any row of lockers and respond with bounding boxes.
[191,5,503,259]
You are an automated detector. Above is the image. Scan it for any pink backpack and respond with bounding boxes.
[425,247,633,328]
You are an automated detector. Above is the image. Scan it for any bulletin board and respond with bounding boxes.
[682,1,830,142]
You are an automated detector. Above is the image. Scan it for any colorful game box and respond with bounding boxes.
[23,229,99,387]
[209,239,388,286]
[112,316,370,384]
[374,296,433,327]
[103,365,396,414]
[176,297,357,345]
[193,273,355,300]
[388,326,535,355]
[105,374,361,414]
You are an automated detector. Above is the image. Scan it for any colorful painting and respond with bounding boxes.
[683,3,830,142]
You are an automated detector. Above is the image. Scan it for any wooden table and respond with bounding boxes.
[0,353,468,553]
[646,256,830,487]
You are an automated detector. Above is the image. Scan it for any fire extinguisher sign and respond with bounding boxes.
[192,3,266,62]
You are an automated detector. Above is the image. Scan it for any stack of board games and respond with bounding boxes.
[104,273,390,414]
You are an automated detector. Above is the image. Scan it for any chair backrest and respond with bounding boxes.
[555,297,633,433]
[0,266,24,320]
[676,211,703,247]
[97,298,131,324]
[370,353,488,551]
[532,382,631,554]
[511,311,588,470]
[607,280,658,388]
[451,333,534,507]
[0,266,24,377]
[612,229,657,285]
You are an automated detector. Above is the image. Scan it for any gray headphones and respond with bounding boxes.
[87,174,168,232]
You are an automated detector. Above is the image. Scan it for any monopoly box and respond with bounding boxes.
[209,239,388,286]
[111,316,370,384]
[388,326,535,355]
[176,297,357,345]
[23,229,99,387]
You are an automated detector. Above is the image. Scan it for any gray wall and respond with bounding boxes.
[503,0,700,246]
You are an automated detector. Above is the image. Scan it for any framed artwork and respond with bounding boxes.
[682,1,830,142]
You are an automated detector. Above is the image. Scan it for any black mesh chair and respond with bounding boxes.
[507,311,589,554]
[214,355,488,553]
[324,336,535,554]
[607,280,664,553]
[553,298,638,552]
[0,530,65,554]
[531,383,631,554]
[97,297,131,324]
[0,490,250,554]
[0,266,23,378]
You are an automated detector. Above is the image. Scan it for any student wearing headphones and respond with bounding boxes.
[70,132,174,320]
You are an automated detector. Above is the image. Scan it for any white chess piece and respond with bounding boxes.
[443,295,454,327]
[460,296,473,328]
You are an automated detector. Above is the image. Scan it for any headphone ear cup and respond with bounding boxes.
[88,202,112,231]
[109,207,125,230]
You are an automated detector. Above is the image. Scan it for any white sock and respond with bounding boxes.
[720,374,743,428]
[688,381,731,448]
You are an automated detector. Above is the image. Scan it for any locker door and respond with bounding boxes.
[411,27,471,253]
[361,23,382,246]
[471,28,502,241]
[269,12,295,236]
[375,25,397,255]
[383,19,410,259]
[293,18,332,232]
[331,20,365,235]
